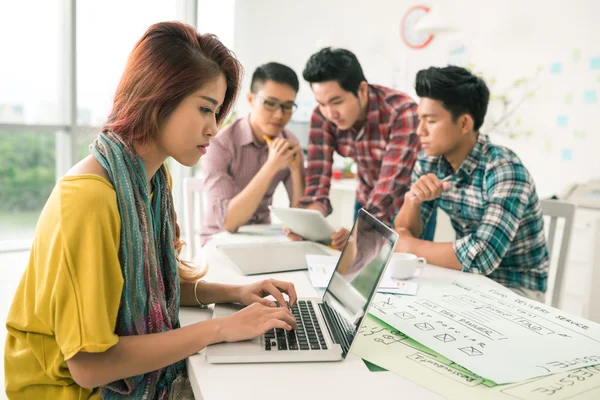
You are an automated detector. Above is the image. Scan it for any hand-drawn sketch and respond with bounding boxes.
[395,311,415,320]
[352,315,600,400]
[372,297,396,312]
[374,332,407,346]
[435,333,456,343]
[368,278,600,384]
[460,346,484,356]
[415,322,435,331]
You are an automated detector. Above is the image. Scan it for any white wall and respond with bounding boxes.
[232,0,600,198]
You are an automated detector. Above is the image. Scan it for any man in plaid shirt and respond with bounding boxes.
[288,47,423,249]
[393,66,549,301]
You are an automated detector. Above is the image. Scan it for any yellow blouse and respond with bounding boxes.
[5,175,124,399]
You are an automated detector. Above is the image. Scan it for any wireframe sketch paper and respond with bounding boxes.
[306,254,418,295]
[368,278,600,384]
[352,314,600,400]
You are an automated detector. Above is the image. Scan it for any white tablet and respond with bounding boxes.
[269,206,336,244]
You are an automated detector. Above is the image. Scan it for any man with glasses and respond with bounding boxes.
[200,62,305,243]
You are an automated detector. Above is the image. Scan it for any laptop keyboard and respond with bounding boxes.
[263,300,327,351]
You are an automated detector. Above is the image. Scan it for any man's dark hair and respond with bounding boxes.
[415,66,490,131]
[302,47,367,96]
[250,62,299,93]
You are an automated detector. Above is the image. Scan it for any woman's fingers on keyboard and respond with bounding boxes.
[270,279,298,307]
[265,319,292,332]
[268,308,297,329]
[261,280,288,309]
[261,309,295,331]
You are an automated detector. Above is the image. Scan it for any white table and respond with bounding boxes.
[180,225,506,400]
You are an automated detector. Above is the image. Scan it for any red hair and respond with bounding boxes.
[104,21,242,281]
[104,21,242,144]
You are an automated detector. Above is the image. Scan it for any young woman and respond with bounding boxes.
[4,21,298,400]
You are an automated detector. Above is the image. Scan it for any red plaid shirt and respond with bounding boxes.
[299,84,420,224]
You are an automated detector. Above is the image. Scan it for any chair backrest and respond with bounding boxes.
[541,199,576,308]
[183,177,205,261]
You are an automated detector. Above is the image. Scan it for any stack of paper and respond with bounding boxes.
[351,277,600,399]
[353,314,600,400]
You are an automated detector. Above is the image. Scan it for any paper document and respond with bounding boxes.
[306,255,418,295]
[306,255,336,288]
[353,314,600,400]
[368,278,600,384]
[378,276,419,295]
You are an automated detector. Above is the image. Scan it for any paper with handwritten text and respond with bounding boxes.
[353,315,600,400]
[368,278,600,384]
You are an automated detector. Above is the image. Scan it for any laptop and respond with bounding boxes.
[217,241,336,275]
[206,209,398,363]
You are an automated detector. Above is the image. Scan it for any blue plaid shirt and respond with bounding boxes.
[415,134,549,292]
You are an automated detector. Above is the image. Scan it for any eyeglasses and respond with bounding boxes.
[254,94,297,114]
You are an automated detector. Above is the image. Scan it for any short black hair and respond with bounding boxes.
[302,47,367,96]
[250,62,299,93]
[415,66,490,131]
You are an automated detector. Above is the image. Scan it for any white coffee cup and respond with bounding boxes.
[387,253,426,279]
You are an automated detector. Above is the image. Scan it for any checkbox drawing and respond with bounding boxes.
[414,322,434,331]
[373,299,395,310]
[395,311,415,320]
[434,333,456,343]
[459,346,483,356]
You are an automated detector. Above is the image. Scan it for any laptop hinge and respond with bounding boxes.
[319,302,341,344]
[319,302,352,357]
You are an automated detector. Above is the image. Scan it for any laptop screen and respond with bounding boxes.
[322,209,398,352]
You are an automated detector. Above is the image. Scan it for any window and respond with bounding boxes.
[0,130,56,251]
[77,127,101,161]
[77,0,178,126]
[0,0,207,251]
[0,0,63,124]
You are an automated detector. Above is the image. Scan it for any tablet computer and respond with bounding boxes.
[269,206,336,244]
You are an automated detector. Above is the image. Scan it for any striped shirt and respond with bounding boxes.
[299,84,420,225]
[200,116,299,242]
[415,133,549,291]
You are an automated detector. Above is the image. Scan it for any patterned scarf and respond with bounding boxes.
[91,132,193,399]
